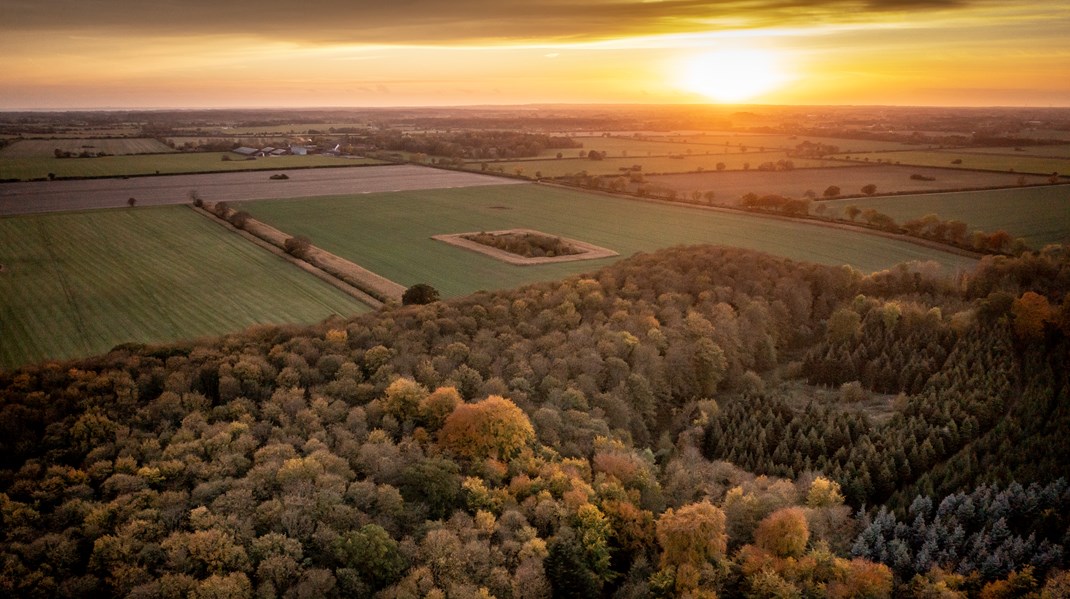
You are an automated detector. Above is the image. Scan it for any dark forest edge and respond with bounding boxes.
[1,244,1069,597]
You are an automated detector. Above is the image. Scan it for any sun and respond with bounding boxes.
[678,48,789,103]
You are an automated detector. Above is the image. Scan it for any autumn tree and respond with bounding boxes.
[382,377,429,423]
[754,507,810,558]
[439,395,535,461]
[656,500,727,569]
[419,386,462,430]
[1012,291,1053,340]
[807,477,846,508]
[824,185,842,198]
[861,183,877,195]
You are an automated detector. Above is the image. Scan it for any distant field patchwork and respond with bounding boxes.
[0,206,369,370]
[237,184,978,299]
[469,152,843,178]
[822,185,1070,247]
[637,165,1050,201]
[0,152,386,181]
[833,150,1070,175]
[0,138,176,158]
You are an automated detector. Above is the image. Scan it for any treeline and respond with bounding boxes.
[1,245,1069,597]
[364,130,580,160]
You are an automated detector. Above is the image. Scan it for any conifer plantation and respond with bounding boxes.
[2,244,1068,598]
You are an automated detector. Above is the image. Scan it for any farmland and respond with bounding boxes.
[643,133,932,153]
[832,150,1070,175]
[0,206,369,370]
[468,152,842,178]
[0,152,386,181]
[821,184,1070,247]
[635,164,1051,201]
[952,145,1070,158]
[532,135,759,159]
[0,138,175,157]
[0,164,524,216]
[236,183,977,299]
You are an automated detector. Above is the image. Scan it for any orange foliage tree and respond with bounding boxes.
[1012,291,1053,340]
[754,507,810,558]
[438,395,534,461]
[656,500,728,569]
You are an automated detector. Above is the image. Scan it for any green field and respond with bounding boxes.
[173,123,365,136]
[956,145,1070,158]
[645,133,930,154]
[833,150,1069,175]
[468,152,843,178]
[639,164,1051,201]
[535,136,756,159]
[0,207,369,370]
[822,185,1070,247]
[0,152,386,181]
[0,138,175,158]
[237,184,977,299]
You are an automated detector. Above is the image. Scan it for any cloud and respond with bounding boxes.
[3,0,998,45]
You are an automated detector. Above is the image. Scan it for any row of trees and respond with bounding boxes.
[365,130,580,161]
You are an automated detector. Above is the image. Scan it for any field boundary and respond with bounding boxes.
[191,203,398,307]
[432,228,619,265]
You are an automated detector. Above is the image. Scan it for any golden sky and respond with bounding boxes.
[1,0,1068,108]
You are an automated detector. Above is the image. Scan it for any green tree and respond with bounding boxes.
[334,525,407,591]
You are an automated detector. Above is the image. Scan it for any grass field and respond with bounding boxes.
[644,133,930,153]
[822,185,1070,247]
[535,136,756,159]
[173,123,365,136]
[956,145,1070,158]
[833,150,1070,175]
[638,165,1051,201]
[0,153,386,181]
[237,184,978,299]
[467,152,844,178]
[0,138,175,158]
[0,206,369,370]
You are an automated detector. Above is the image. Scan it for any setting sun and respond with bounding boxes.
[678,48,789,103]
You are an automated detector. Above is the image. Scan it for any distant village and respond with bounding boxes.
[229,143,365,158]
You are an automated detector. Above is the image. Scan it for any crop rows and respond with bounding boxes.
[0,206,368,370]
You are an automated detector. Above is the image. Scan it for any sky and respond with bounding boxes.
[1,0,1068,109]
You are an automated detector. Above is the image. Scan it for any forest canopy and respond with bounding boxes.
[1,244,1068,598]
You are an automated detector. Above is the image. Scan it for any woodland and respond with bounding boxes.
[1,244,1069,598]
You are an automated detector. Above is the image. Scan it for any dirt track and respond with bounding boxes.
[0,164,524,216]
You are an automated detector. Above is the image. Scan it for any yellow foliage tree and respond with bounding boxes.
[382,378,429,423]
[806,477,845,508]
[439,395,534,461]
[420,386,462,431]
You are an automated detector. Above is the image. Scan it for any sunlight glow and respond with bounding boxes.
[678,48,789,103]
